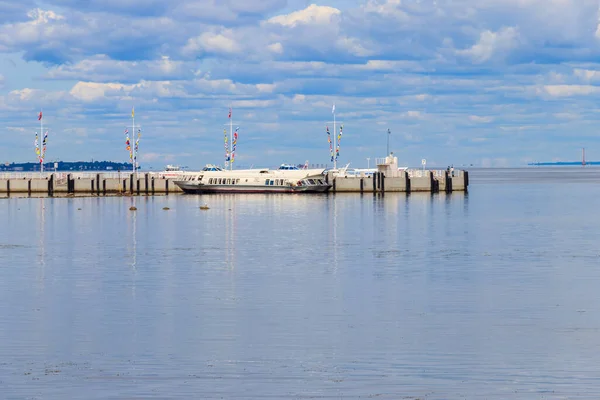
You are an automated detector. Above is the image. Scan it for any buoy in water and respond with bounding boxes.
[200,204,209,210]
[163,207,170,210]
[129,206,137,211]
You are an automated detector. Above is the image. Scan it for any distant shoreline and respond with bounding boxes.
[528,162,599,166]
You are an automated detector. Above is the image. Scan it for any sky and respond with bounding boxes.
[2,0,600,169]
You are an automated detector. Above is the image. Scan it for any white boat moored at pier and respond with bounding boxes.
[174,164,331,194]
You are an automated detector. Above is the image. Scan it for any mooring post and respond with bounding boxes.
[145,173,149,196]
[151,177,155,195]
[103,179,106,196]
[166,179,169,195]
[130,174,134,194]
[372,173,376,192]
[27,180,31,197]
[48,174,54,197]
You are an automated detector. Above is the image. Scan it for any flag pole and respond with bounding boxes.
[40,110,43,173]
[230,106,233,171]
[132,107,135,177]
[333,105,336,170]
[387,129,391,156]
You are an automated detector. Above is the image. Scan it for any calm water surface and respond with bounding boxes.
[2,168,600,399]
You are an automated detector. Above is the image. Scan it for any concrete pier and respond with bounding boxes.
[0,172,184,196]
[326,154,468,194]
[0,162,468,196]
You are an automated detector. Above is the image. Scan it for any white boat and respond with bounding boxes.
[174,164,331,194]
[158,165,186,179]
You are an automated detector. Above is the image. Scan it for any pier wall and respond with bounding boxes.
[328,169,467,194]
[0,172,184,196]
[0,169,467,196]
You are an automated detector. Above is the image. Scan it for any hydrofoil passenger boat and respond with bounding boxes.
[174,164,330,194]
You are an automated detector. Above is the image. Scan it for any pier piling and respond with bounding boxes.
[48,174,54,197]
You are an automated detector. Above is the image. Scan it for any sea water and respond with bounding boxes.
[1,167,600,399]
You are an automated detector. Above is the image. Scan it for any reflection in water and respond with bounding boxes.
[224,195,236,270]
[129,196,137,271]
[3,181,600,399]
[36,198,46,288]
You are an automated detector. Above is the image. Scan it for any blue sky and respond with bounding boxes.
[2,0,600,169]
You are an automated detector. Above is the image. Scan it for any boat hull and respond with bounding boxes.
[175,182,331,194]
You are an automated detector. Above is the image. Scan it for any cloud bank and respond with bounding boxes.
[1,0,600,168]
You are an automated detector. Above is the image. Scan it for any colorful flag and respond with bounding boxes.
[228,108,232,119]
[332,104,335,114]
[38,111,42,121]
[231,127,239,162]
[131,107,135,118]
[326,126,334,162]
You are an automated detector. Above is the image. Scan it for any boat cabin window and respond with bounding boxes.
[278,164,300,170]
[202,165,224,172]
[265,179,269,185]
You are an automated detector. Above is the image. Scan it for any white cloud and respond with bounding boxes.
[268,42,283,54]
[183,30,240,56]
[45,55,194,82]
[457,27,519,63]
[362,0,410,20]
[267,4,341,27]
[554,112,580,120]
[69,81,132,101]
[26,8,64,24]
[337,36,375,57]
[292,94,306,103]
[539,84,600,97]
[402,110,425,119]
[574,68,600,82]
[469,115,494,123]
